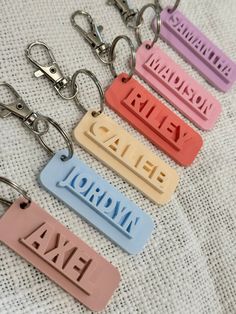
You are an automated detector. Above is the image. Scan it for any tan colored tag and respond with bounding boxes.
[73,110,179,204]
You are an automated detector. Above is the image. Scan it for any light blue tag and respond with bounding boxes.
[39,150,154,254]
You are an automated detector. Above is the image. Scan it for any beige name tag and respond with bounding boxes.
[73,110,179,204]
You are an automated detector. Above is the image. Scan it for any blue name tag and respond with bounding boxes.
[39,150,154,254]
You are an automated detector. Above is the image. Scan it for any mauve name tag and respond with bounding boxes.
[0,198,120,311]
[153,8,236,92]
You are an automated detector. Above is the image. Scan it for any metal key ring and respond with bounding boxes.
[35,116,74,161]
[54,80,79,101]
[0,176,31,208]
[71,69,104,116]
[155,0,180,13]
[135,3,161,49]
[30,114,50,136]
[109,35,136,83]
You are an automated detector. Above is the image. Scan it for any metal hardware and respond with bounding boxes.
[135,3,161,49]
[0,82,74,161]
[0,176,31,208]
[109,35,136,83]
[107,0,140,29]
[71,69,104,116]
[155,0,180,13]
[26,41,79,100]
[71,10,111,64]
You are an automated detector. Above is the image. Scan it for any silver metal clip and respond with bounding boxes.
[0,82,49,135]
[26,41,78,100]
[0,82,74,161]
[70,10,111,64]
[107,0,138,29]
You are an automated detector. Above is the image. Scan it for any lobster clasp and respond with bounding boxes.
[107,0,137,28]
[26,41,78,100]
[71,10,111,64]
[0,82,32,119]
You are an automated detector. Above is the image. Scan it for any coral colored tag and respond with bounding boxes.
[135,41,222,130]
[105,73,203,166]
[0,198,120,311]
[152,8,236,92]
[39,150,154,254]
[73,110,179,205]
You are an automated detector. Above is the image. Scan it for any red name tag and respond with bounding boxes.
[105,74,203,166]
[0,198,120,311]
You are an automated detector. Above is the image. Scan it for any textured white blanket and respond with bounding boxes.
[0,0,236,313]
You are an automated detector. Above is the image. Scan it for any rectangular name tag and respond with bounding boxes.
[136,41,222,130]
[153,8,236,92]
[105,74,203,166]
[73,110,179,205]
[39,150,154,254]
[0,198,120,311]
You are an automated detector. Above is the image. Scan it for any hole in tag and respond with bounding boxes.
[91,110,101,117]
[20,201,31,209]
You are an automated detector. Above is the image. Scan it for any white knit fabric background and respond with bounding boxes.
[0,0,236,313]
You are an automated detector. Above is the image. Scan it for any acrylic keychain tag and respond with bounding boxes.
[0,82,153,254]
[134,4,221,130]
[104,36,203,166]
[70,69,179,205]
[152,1,236,92]
[0,178,120,311]
[39,149,154,254]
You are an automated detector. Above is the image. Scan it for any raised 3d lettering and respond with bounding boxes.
[135,42,222,130]
[39,150,155,254]
[58,167,140,238]
[73,111,179,204]
[105,74,203,166]
[122,87,192,151]
[0,198,120,311]
[20,222,95,295]
[153,8,236,92]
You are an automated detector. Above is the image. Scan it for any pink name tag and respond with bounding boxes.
[0,198,120,311]
[153,8,236,92]
[135,41,222,130]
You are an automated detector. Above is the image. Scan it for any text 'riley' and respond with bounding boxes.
[105,74,203,166]
[135,41,221,130]
[73,110,179,204]
[153,8,236,92]
[0,198,120,311]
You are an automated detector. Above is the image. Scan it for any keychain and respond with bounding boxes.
[153,0,236,92]
[107,2,222,130]
[105,35,203,166]
[69,11,203,166]
[0,83,154,254]
[134,4,221,130]
[69,70,179,205]
[106,0,140,29]
[0,176,120,311]
[26,41,79,100]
